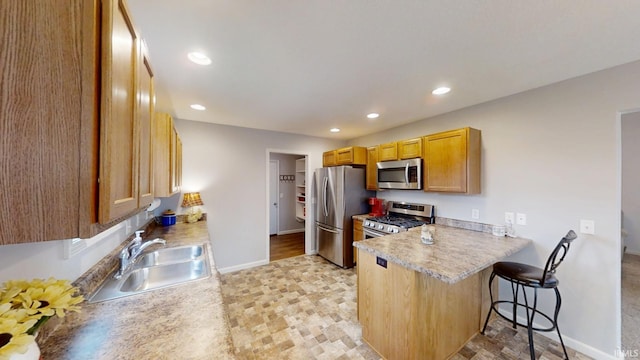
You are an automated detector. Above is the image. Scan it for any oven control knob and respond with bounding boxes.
[377,224,384,230]
[364,221,370,227]
[391,228,399,233]
[387,226,394,232]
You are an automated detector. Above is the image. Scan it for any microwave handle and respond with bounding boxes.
[404,163,410,185]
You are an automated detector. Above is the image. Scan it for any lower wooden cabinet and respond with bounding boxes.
[353,219,364,263]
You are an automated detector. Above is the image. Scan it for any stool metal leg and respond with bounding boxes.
[553,288,569,359]
[523,286,537,360]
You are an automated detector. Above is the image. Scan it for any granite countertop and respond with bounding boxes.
[39,221,235,360]
[352,214,371,221]
[354,225,531,284]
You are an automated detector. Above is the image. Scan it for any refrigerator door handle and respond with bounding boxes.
[317,224,339,234]
[322,176,329,217]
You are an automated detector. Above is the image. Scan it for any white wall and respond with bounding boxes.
[347,60,640,358]
[172,120,344,272]
[622,111,640,254]
[270,153,305,234]
[0,212,152,284]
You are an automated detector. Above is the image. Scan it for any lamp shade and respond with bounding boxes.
[181,192,204,207]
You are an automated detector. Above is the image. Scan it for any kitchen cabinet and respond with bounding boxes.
[295,158,306,220]
[136,41,155,209]
[398,137,422,159]
[322,150,336,167]
[323,146,367,166]
[366,146,378,190]
[352,219,364,263]
[155,112,182,197]
[377,142,398,161]
[423,127,481,194]
[0,0,158,244]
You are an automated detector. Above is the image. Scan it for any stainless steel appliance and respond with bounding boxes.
[363,201,435,238]
[377,158,422,190]
[315,166,373,268]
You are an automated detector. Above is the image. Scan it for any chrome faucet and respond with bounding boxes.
[115,231,166,279]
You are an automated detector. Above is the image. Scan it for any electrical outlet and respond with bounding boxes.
[516,213,527,225]
[471,209,480,219]
[580,219,595,234]
[505,212,515,224]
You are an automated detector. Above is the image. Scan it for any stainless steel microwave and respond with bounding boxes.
[377,158,422,190]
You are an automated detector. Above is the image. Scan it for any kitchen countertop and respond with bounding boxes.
[354,225,531,284]
[39,221,235,360]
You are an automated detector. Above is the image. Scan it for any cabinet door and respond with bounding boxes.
[378,142,398,161]
[423,127,480,193]
[137,41,154,208]
[398,138,422,159]
[353,219,364,263]
[366,147,378,190]
[0,0,99,243]
[99,0,139,223]
[336,146,367,165]
[323,150,336,167]
[170,126,181,194]
[154,113,172,197]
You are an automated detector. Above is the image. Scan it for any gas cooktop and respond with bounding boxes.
[363,201,435,235]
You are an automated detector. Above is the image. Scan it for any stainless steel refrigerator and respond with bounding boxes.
[315,166,373,268]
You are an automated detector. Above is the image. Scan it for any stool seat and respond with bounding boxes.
[481,230,577,360]
[493,261,558,288]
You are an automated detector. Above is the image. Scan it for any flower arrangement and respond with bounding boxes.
[0,278,83,359]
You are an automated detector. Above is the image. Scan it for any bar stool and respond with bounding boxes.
[481,230,577,359]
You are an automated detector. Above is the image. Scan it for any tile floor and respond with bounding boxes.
[220,255,591,360]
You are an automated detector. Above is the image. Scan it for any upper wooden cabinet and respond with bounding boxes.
[398,138,422,159]
[0,0,161,244]
[137,41,155,209]
[323,146,367,167]
[423,127,481,194]
[155,113,182,197]
[99,0,140,223]
[323,150,336,167]
[378,142,398,162]
[366,146,378,190]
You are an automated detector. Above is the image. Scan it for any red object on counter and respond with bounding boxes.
[368,197,384,216]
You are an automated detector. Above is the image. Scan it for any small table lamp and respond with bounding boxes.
[181,192,204,223]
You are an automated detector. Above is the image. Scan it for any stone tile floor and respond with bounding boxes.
[220,255,592,359]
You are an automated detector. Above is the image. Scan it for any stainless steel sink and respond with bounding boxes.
[89,243,211,303]
[134,244,204,268]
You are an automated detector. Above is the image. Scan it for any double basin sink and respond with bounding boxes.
[89,243,211,303]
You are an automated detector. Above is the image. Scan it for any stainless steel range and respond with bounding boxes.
[363,201,435,238]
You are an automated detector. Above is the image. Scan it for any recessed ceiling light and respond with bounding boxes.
[190,104,206,111]
[367,113,379,119]
[330,128,341,133]
[187,52,212,65]
[432,87,451,95]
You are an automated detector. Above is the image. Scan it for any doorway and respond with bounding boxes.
[621,109,640,352]
[267,151,308,262]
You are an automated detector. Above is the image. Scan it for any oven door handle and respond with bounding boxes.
[363,227,385,238]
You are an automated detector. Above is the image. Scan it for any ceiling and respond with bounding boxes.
[127,0,640,140]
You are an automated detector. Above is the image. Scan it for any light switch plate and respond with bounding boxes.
[505,212,515,224]
[580,219,595,234]
[472,209,480,219]
[516,213,527,225]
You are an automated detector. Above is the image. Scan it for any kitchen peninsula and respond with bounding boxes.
[354,225,530,360]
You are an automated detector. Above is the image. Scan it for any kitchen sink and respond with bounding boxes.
[134,244,204,268]
[88,243,211,303]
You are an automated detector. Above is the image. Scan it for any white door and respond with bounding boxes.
[269,160,279,235]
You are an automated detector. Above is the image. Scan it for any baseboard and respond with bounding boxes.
[625,249,640,256]
[217,259,269,274]
[277,228,305,235]
[502,311,620,359]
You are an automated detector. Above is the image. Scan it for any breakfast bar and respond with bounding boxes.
[354,225,530,360]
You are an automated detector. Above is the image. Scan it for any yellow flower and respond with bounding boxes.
[0,317,37,360]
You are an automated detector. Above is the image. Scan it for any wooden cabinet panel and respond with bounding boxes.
[336,146,367,165]
[423,127,481,194]
[0,0,99,243]
[323,150,336,167]
[137,41,155,208]
[172,129,182,193]
[358,251,484,360]
[398,138,422,159]
[352,219,364,263]
[99,0,139,223]
[378,142,398,161]
[154,113,179,197]
[366,146,378,190]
